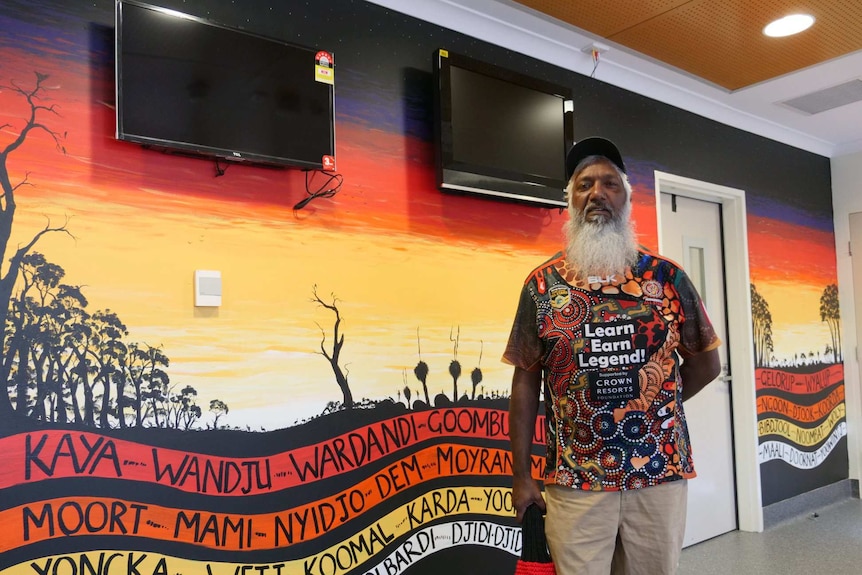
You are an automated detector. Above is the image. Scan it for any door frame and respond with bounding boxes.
[848,212,862,490]
[654,171,763,533]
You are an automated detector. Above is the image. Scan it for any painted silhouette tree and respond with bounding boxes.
[750,284,774,367]
[0,72,69,419]
[4,252,59,416]
[39,278,89,424]
[449,326,461,401]
[87,310,129,428]
[1,245,226,431]
[136,344,171,427]
[5,253,85,421]
[413,327,430,405]
[820,283,841,362]
[3,252,195,429]
[471,340,483,400]
[209,398,229,429]
[311,285,354,409]
[65,310,126,427]
[402,371,412,407]
[169,385,202,430]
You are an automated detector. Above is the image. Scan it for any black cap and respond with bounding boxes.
[565,137,626,180]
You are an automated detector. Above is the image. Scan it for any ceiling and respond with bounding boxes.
[508,0,862,158]
[371,0,862,158]
[515,0,862,91]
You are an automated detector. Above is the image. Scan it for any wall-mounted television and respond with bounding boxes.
[115,0,336,170]
[433,49,574,207]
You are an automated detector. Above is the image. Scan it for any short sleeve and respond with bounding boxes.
[502,282,544,371]
[674,268,721,357]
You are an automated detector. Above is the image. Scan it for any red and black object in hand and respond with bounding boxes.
[514,504,557,575]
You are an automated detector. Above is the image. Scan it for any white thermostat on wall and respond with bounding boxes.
[194,270,222,307]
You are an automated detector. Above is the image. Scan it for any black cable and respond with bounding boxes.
[294,169,343,210]
[590,50,600,78]
[214,158,228,177]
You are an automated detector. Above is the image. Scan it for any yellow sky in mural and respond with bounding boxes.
[12,183,543,428]
[756,281,833,363]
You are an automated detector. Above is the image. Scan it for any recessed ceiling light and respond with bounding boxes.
[763,14,815,37]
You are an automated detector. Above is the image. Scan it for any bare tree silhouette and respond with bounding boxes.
[820,284,841,362]
[449,326,462,401]
[311,285,354,409]
[0,72,70,418]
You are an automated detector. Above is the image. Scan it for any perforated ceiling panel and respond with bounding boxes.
[515,0,862,90]
[519,0,692,37]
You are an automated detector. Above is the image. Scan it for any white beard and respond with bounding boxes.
[564,201,638,278]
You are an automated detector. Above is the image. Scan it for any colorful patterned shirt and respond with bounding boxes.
[503,250,720,491]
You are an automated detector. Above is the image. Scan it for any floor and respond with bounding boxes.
[678,498,862,574]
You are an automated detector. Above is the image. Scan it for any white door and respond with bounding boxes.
[660,193,737,547]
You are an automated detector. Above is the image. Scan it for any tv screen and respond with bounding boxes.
[434,49,573,207]
[115,0,336,170]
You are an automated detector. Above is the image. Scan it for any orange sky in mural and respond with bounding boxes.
[1,46,659,256]
[747,214,837,285]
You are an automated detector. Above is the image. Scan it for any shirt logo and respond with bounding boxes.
[549,286,571,309]
[642,280,663,303]
[577,320,644,402]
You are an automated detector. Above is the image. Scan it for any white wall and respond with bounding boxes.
[831,152,862,485]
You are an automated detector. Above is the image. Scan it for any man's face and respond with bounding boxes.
[569,159,628,224]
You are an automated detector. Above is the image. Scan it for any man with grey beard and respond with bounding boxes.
[504,138,721,575]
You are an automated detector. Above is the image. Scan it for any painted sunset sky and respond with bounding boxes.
[0,4,838,429]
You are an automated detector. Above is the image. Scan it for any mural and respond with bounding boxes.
[0,2,559,573]
[745,194,845,504]
[0,0,846,572]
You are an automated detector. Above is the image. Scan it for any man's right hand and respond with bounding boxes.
[512,475,545,523]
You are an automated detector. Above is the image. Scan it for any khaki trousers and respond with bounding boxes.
[544,480,688,575]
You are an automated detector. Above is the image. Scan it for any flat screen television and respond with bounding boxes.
[433,49,574,207]
[115,0,336,170]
